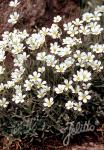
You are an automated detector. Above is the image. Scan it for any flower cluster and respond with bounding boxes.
[0,1,104,112]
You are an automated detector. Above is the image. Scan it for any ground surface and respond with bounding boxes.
[0,134,104,150]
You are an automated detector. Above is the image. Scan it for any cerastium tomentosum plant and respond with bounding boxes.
[0,0,104,115]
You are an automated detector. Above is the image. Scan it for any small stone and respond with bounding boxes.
[88,142,94,147]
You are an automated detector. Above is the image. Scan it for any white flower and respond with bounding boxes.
[92,11,102,21]
[95,5,104,13]
[74,50,86,61]
[43,85,51,93]
[73,69,91,82]
[64,57,75,68]
[86,52,95,62]
[11,67,25,83]
[78,91,91,103]
[89,22,103,35]
[9,0,20,7]
[63,22,74,31]
[63,37,76,47]
[76,59,86,68]
[45,55,58,67]
[48,24,61,39]
[29,71,41,83]
[13,85,26,103]
[74,37,82,44]
[82,12,93,22]
[72,18,83,26]
[71,85,81,94]
[82,83,91,90]
[14,85,22,93]
[54,84,65,94]
[0,66,5,75]
[20,30,29,39]
[8,12,19,24]
[89,60,103,71]
[79,25,90,35]
[12,93,26,104]
[64,79,73,91]
[53,15,62,23]
[38,66,45,73]
[0,50,5,62]
[0,40,8,49]
[37,89,47,98]
[65,101,74,109]
[75,52,95,66]
[24,80,33,91]
[12,43,25,55]
[73,102,82,111]
[0,98,9,108]
[35,78,47,89]
[26,33,45,50]
[90,44,104,53]
[50,42,60,54]
[55,63,67,73]
[73,72,81,82]
[14,52,29,67]
[43,97,54,107]
[39,27,49,36]
[0,83,5,92]
[67,26,78,37]
[57,47,71,57]
[36,52,46,61]
[5,81,15,89]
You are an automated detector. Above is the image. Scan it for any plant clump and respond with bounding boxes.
[0,0,104,141]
